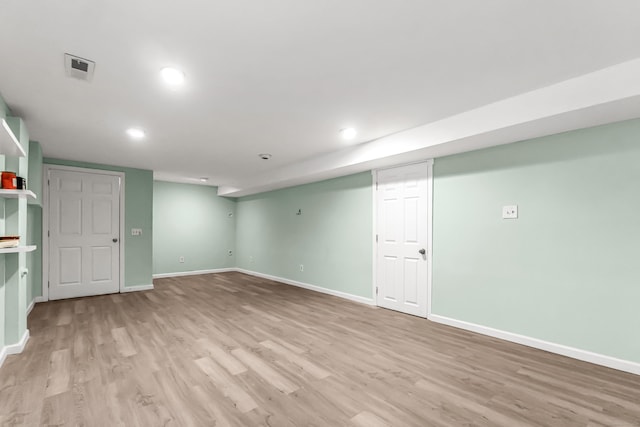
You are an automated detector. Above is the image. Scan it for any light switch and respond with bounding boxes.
[131,228,142,236]
[502,205,518,219]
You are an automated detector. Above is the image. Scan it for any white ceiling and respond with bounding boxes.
[1,1,640,196]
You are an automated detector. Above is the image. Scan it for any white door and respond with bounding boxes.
[376,162,430,317]
[49,169,121,300]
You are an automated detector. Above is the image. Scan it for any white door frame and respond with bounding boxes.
[372,159,434,317]
[42,164,126,301]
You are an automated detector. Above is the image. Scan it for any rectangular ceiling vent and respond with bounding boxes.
[64,53,95,81]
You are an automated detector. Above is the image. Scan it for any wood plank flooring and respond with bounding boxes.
[1,272,639,426]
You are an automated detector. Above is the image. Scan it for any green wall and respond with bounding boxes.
[28,141,43,206]
[44,158,153,288]
[432,118,640,363]
[27,141,43,303]
[26,206,42,302]
[235,172,373,299]
[153,181,236,275]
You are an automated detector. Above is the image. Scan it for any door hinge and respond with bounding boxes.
[48,230,50,237]
[376,286,378,295]
[48,281,50,288]
[376,234,378,243]
[376,181,378,190]
[48,179,50,186]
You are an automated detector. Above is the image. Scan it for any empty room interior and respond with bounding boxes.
[1,1,640,426]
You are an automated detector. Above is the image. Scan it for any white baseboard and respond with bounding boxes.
[120,284,155,293]
[27,296,47,314]
[0,329,30,369]
[236,268,375,306]
[428,314,640,376]
[26,299,35,316]
[6,329,30,355]
[153,268,235,279]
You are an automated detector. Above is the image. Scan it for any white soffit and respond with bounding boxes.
[219,58,640,197]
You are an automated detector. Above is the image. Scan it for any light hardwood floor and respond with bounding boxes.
[1,272,639,426]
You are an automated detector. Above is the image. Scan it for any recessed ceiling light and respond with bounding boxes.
[126,128,145,139]
[340,127,357,140]
[199,177,209,182]
[160,67,185,86]
[258,153,272,160]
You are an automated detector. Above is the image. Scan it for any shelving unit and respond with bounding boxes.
[0,189,36,199]
[0,118,38,256]
[0,118,26,157]
[1,106,42,360]
[0,245,36,254]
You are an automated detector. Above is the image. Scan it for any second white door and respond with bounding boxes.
[376,162,430,317]
[48,169,121,300]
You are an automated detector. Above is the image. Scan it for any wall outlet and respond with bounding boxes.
[179,256,185,263]
[131,228,142,236]
[228,250,233,256]
[502,205,518,219]
[299,264,304,272]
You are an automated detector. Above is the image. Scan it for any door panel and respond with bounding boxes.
[376,162,429,317]
[59,248,82,285]
[49,169,121,300]
[91,246,113,281]
[92,200,113,234]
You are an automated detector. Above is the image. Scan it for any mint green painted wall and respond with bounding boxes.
[27,206,42,301]
[28,141,43,206]
[153,181,236,275]
[27,141,43,303]
[44,158,153,288]
[432,118,640,363]
[236,172,373,298]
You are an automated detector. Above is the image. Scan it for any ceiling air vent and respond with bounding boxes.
[64,53,95,81]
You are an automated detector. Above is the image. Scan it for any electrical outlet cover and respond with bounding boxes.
[502,205,518,219]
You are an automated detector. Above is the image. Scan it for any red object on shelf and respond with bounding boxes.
[1,171,16,189]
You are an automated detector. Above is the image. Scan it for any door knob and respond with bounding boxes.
[418,248,426,255]
[113,238,118,243]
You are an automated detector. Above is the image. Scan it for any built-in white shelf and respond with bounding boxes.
[0,118,26,157]
[0,245,36,254]
[0,189,36,199]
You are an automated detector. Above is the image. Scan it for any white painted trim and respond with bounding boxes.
[118,175,126,294]
[429,314,640,376]
[42,165,48,301]
[237,268,375,306]
[426,159,434,317]
[120,284,154,293]
[0,346,6,369]
[5,329,30,356]
[26,296,47,317]
[371,170,378,305]
[42,165,126,301]
[26,299,35,316]
[153,268,235,279]
[372,160,434,317]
